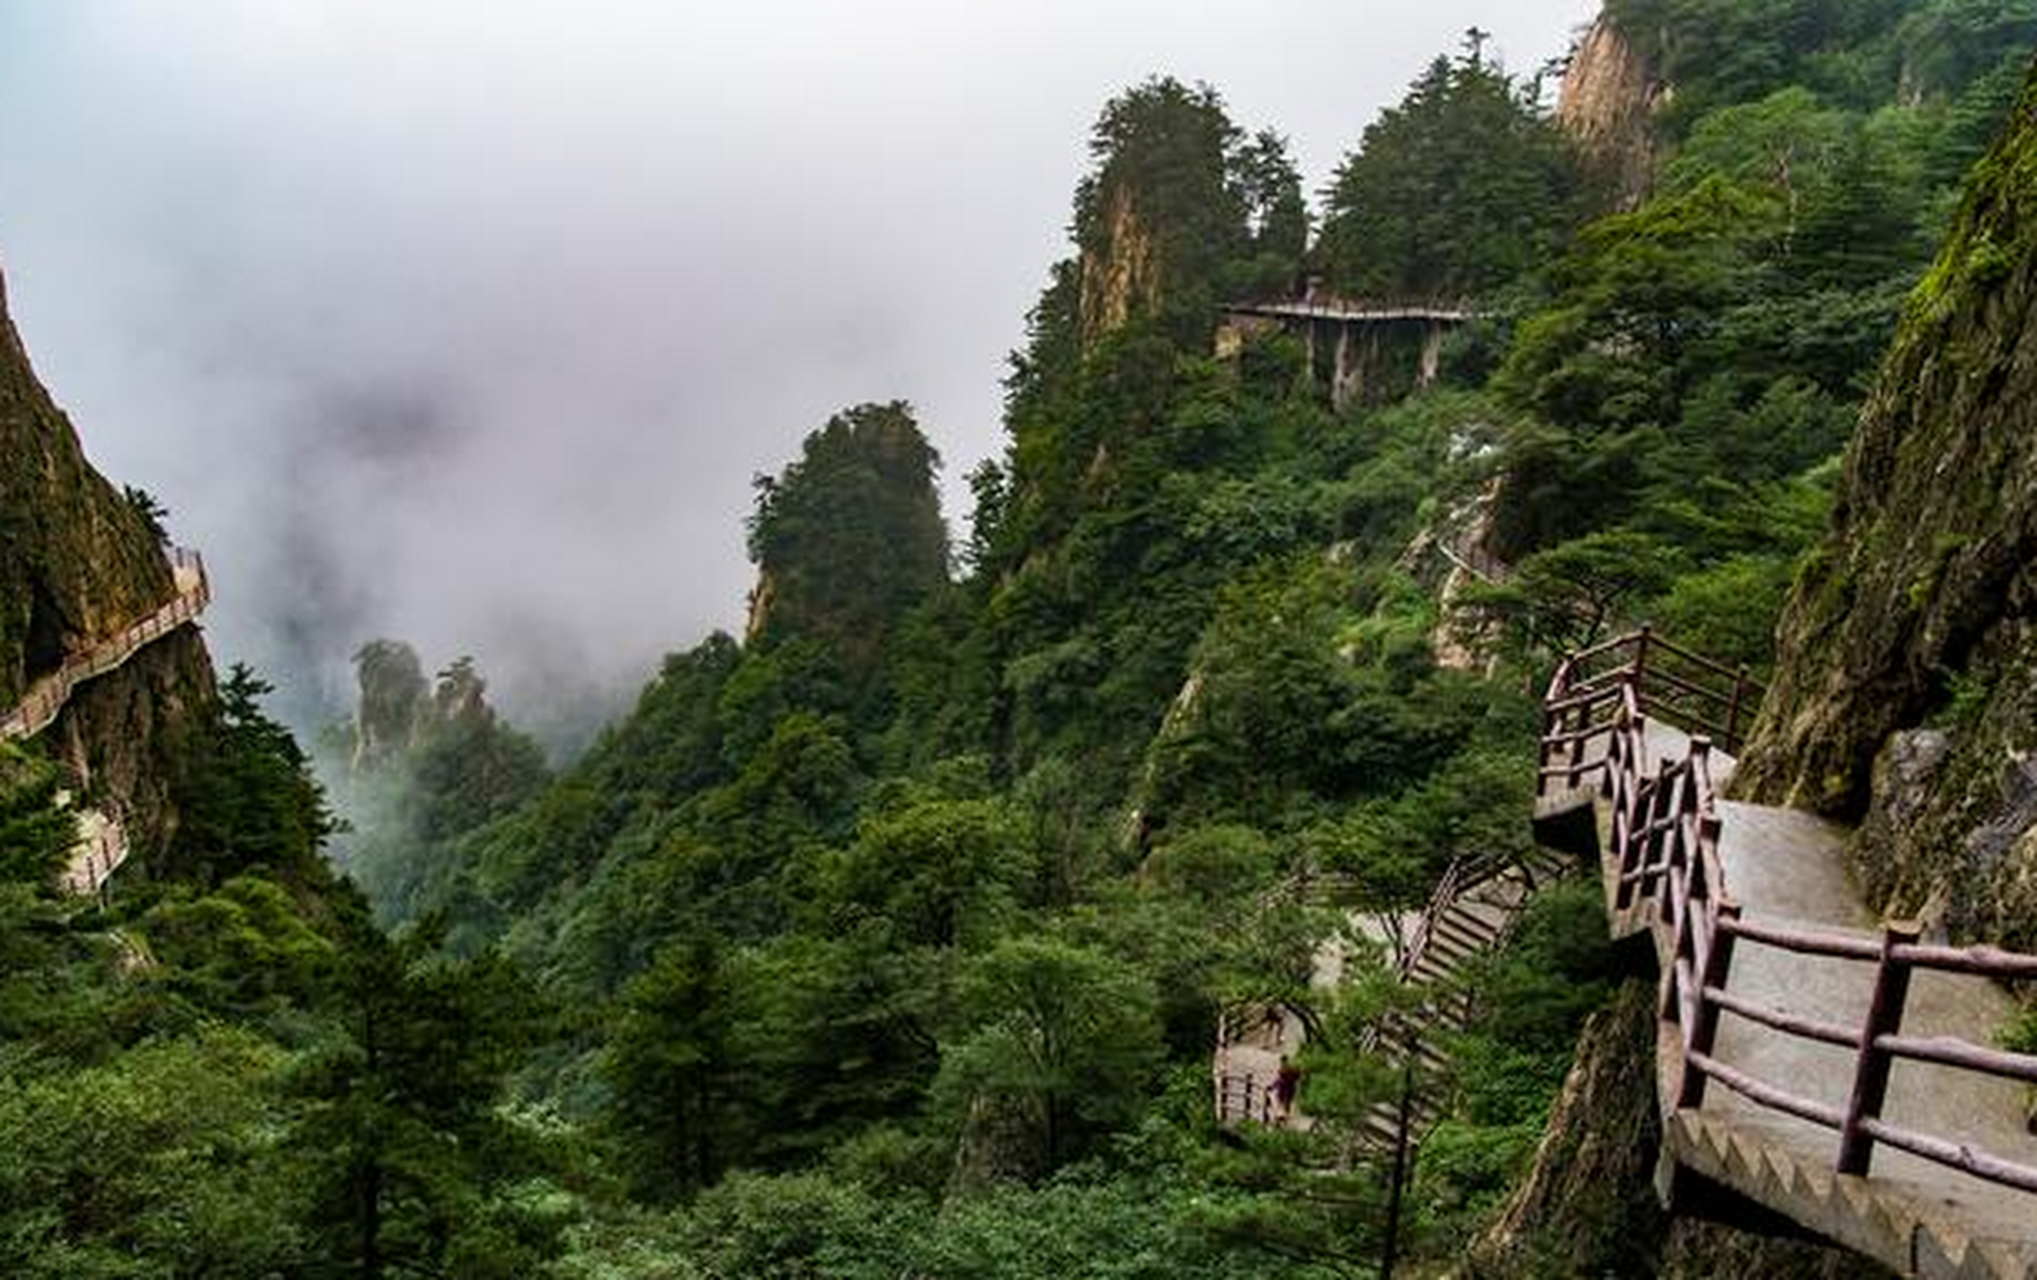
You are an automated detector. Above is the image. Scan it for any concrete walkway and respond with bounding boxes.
[1584,723,2037,1278]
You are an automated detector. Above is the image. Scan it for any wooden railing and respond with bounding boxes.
[0,546,209,742]
[1537,625,1762,798]
[57,808,130,898]
[1216,1070,1281,1128]
[1225,297,1478,325]
[1,546,208,900]
[1543,630,2037,1193]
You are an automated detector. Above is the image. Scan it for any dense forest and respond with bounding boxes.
[6,1,2037,1276]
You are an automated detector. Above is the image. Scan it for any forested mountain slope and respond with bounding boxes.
[7,2,2037,1276]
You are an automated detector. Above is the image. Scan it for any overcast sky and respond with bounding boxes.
[0,0,1596,741]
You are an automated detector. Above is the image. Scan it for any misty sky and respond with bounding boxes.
[0,0,1596,741]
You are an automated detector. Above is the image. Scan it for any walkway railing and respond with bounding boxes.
[0,546,209,742]
[1215,1070,1283,1128]
[57,808,129,897]
[1542,630,2037,1193]
[1,545,209,898]
[1224,298,1478,325]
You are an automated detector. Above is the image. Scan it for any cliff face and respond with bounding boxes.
[1469,981,1899,1279]
[1077,182,1163,345]
[1732,62,2037,944]
[0,260,217,854]
[0,265,175,700]
[1557,13,1669,211]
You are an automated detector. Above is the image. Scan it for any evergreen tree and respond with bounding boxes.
[1317,49,1579,300]
[746,400,949,675]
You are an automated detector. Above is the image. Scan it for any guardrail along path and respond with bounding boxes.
[1539,629,2037,1280]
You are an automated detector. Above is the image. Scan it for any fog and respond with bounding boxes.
[0,0,1596,744]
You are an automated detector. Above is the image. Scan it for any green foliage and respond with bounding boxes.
[603,938,736,1199]
[142,873,337,1018]
[936,934,1164,1178]
[121,485,169,543]
[48,21,2024,1276]
[1318,50,1581,299]
[747,401,949,670]
[291,922,556,1278]
[0,745,73,889]
[1067,78,1305,347]
[171,664,338,890]
[0,1029,301,1279]
[829,790,1034,948]
[1410,879,1621,1252]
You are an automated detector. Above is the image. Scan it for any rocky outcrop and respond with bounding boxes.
[351,639,428,772]
[349,641,506,773]
[744,401,948,673]
[0,259,217,856]
[0,263,176,702]
[1077,183,1162,345]
[1467,980,1898,1278]
[1733,59,2037,945]
[1466,980,1667,1276]
[1557,13,1670,211]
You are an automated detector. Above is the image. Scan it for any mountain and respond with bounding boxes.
[10,3,2037,1276]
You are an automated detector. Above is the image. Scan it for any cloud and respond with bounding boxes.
[0,0,1597,741]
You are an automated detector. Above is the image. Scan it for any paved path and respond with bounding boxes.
[1578,721,2037,1278]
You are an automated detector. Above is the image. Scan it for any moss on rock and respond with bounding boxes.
[0,261,177,706]
[1737,55,2037,809]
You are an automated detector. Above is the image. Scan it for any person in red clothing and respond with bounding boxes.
[1271,1062,1301,1122]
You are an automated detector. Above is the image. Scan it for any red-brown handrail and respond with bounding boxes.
[1538,627,1765,797]
[1543,632,2037,1195]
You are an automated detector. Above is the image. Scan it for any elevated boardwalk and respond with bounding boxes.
[1219,292,1479,409]
[1,547,210,896]
[1223,300,1477,326]
[1538,632,2037,1278]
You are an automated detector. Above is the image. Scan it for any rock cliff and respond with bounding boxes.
[1557,13,1669,210]
[1468,981,1899,1278]
[1733,61,2037,946]
[0,258,217,854]
[1077,183,1163,345]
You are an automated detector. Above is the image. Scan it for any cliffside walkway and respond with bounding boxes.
[1222,299,1478,326]
[1537,630,2037,1279]
[0,547,210,896]
[1218,293,1481,411]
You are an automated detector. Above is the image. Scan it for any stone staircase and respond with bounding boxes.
[1537,630,2037,1279]
[1356,847,1571,1149]
[1213,846,1571,1150]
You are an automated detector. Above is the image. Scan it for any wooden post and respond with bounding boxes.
[1537,707,1552,796]
[1836,919,1922,1175]
[1379,1059,1417,1280]
[1678,900,1740,1108]
[1632,625,1652,706]
[1566,703,1587,790]
[1725,665,1749,751]
[1615,717,1649,908]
